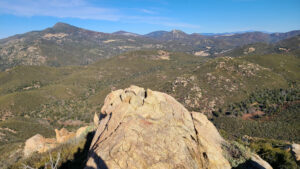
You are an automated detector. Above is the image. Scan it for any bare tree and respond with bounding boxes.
[23,152,61,169]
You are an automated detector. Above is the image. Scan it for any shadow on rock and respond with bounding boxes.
[58,131,108,169]
[84,150,108,169]
[233,159,269,169]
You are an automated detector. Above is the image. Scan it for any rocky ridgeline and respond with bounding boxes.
[85,86,272,169]
[23,126,92,157]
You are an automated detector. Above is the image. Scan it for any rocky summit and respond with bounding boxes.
[86,85,231,169]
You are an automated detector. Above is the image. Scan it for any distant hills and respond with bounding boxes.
[112,30,140,37]
[0,22,299,70]
[200,30,272,36]
[145,29,191,40]
[220,34,300,57]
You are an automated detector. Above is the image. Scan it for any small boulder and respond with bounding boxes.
[23,134,56,157]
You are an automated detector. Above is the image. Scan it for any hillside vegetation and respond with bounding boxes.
[0,50,299,143]
[0,24,299,168]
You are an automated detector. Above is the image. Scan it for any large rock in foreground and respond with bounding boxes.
[85,86,231,169]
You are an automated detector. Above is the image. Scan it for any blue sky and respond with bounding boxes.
[0,0,300,38]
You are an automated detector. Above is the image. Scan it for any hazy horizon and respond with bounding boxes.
[1,21,299,40]
[0,0,300,39]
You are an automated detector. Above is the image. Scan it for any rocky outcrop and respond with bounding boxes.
[244,47,256,54]
[235,153,273,169]
[194,50,210,56]
[23,134,56,157]
[249,154,273,169]
[85,85,231,169]
[55,128,76,143]
[76,126,90,138]
[24,126,91,157]
[292,143,300,161]
[93,112,99,128]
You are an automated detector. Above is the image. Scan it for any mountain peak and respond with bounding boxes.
[113,30,127,34]
[52,22,80,32]
[112,30,140,37]
[171,29,185,34]
[170,29,188,39]
[53,22,73,28]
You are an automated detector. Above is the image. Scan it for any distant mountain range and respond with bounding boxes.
[199,30,271,36]
[0,22,299,70]
[112,30,140,37]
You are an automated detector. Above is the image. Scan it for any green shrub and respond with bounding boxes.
[250,141,299,169]
[223,141,251,167]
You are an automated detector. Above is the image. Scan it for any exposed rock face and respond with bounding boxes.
[85,85,231,169]
[23,134,56,157]
[155,50,170,60]
[76,126,89,138]
[55,128,76,143]
[292,143,300,161]
[194,50,210,56]
[244,47,256,54]
[93,112,100,128]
